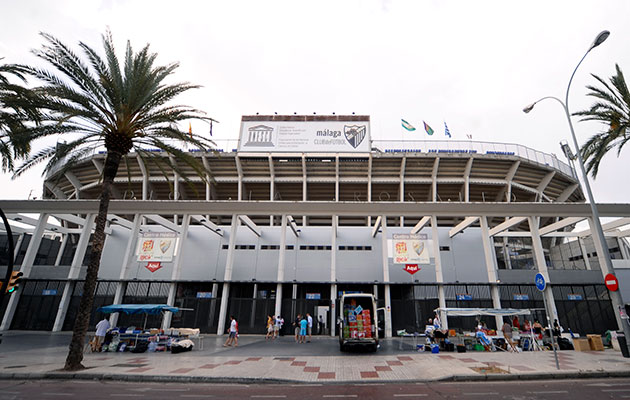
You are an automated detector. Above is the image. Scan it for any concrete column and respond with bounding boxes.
[275,215,287,317]
[330,283,337,337]
[54,234,68,266]
[13,233,24,261]
[432,215,448,330]
[1,214,49,331]
[109,214,142,328]
[587,218,626,332]
[217,215,239,335]
[528,216,558,322]
[330,215,337,337]
[373,284,378,299]
[250,283,258,328]
[578,237,592,270]
[53,214,96,332]
[162,214,190,330]
[380,214,392,338]
[619,237,630,260]
[480,216,503,329]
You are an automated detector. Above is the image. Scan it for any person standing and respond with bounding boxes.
[502,319,516,352]
[306,313,313,342]
[293,314,301,343]
[299,316,308,344]
[224,315,238,347]
[318,315,324,335]
[273,315,282,339]
[93,317,110,352]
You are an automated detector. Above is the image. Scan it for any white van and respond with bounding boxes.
[338,293,379,352]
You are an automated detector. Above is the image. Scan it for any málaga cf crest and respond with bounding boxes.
[344,125,367,148]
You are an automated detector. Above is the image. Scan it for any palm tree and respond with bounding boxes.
[13,31,215,371]
[0,59,38,172]
[574,64,630,178]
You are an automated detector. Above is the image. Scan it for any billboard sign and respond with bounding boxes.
[392,234,429,264]
[137,232,177,262]
[238,120,371,153]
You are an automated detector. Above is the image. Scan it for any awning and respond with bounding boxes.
[435,307,531,317]
[97,304,180,315]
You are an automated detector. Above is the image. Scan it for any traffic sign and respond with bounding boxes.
[535,273,546,291]
[605,273,619,292]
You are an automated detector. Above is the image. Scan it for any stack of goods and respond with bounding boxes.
[342,305,373,339]
[362,309,372,338]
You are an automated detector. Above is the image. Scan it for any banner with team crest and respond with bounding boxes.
[391,234,430,264]
[137,232,177,262]
[238,120,371,153]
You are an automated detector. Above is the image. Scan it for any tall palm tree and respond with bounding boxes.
[574,64,630,178]
[13,31,215,371]
[0,59,38,172]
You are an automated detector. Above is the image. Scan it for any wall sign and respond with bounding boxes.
[513,294,529,301]
[196,292,213,299]
[456,294,473,301]
[137,232,177,262]
[404,264,420,275]
[306,293,321,300]
[42,289,58,296]
[392,234,429,264]
[238,119,371,153]
[145,261,162,273]
[567,294,583,301]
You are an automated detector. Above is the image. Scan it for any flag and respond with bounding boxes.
[423,121,434,136]
[444,122,451,138]
[466,134,473,140]
[401,119,416,131]
[188,122,193,138]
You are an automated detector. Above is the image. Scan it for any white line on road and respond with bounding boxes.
[42,394,73,396]
[463,393,499,396]
[602,389,630,392]
[291,384,323,387]
[180,396,212,399]
[393,394,428,397]
[323,396,358,398]
[251,396,287,398]
[528,391,569,394]
[110,395,145,397]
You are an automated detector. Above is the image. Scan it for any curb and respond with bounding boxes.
[1,369,630,384]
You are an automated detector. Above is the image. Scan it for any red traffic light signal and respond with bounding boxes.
[6,271,23,294]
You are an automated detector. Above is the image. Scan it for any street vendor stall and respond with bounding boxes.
[434,307,532,352]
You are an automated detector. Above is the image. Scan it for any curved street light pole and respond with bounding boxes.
[525,31,630,351]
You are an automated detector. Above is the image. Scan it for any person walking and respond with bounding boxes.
[224,315,238,347]
[265,315,274,340]
[502,318,517,352]
[306,313,313,342]
[299,315,308,344]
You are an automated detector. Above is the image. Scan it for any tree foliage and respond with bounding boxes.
[574,64,630,178]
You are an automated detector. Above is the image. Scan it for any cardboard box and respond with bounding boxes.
[573,338,591,351]
[587,334,604,351]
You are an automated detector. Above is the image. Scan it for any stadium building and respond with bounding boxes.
[1,115,629,337]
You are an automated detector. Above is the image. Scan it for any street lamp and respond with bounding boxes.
[525,30,630,351]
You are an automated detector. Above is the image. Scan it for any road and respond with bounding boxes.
[1,378,629,399]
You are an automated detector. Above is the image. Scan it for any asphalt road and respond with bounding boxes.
[0,378,629,400]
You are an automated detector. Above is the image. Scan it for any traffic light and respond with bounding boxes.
[6,271,23,294]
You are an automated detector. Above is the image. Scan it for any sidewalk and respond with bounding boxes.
[0,332,629,383]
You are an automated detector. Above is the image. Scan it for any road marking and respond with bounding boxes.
[528,391,568,394]
[291,384,323,387]
[323,396,358,398]
[393,394,428,397]
[353,384,384,386]
[251,396,287,399]
[603,389,630,392]
[180,396,212,398]
[42,394,73,397]
[463,393,499,396]
[110,395,145,397]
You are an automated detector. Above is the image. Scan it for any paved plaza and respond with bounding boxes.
[0,331,628,383]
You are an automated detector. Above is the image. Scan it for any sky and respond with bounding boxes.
[1,0,629,203]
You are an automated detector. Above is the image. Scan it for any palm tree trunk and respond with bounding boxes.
[64,150,122,371]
